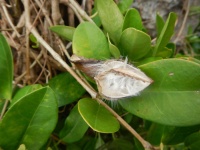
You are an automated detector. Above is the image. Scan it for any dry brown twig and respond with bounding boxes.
[174,0,191,43]
[0,1,20,37]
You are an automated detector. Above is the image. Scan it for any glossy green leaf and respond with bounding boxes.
[50,25,75,41]
[185,132,200,150]
[120,59,200,126]
[10,84,43,107]
[156,13,165,38]
[78,98,120,133]
[0,87,58,150]
[59,105,88,143]
[162,125,200,145]
[73,22,110,60]
[107,34,120,59]
[119,28,151,61]
[153,12,177,56]
[0,33,13,99]
[117,0,133,14]
[123,8,143,31]
[96,0,124,44]
[48,73,85,107]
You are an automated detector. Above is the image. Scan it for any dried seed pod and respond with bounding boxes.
[70,55,103,78]
[94,60,153,100]
[70,55,153,100]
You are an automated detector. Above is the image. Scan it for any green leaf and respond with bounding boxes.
[162,125,200,145]
[96,0,124,45]
[117,0,133,14]
[135,57,162,66]
[60,105,88,143]
[48,73,85,107]
[107,34,120,59]
[11,84,43,107]
[0,33,13,99]
[91,4,101,27]
[50,25,75,41]
[156,13,165,38]
[119,59,200,126]
[29,34,39,48]
[78,98,120,133]
[17,144,26,150]
[166,43,176,57]
[153,12,177,56]
[156,46,173,58]
[73,22,110,60]
[123,8,143,31]
[185,132,200,150]
[0,99,4,112]
[107,139,134,150]
[0,87,58,150]
[119,28,151,61]
[146,123,165,146]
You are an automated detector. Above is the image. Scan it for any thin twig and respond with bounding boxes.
[69,0,94,23]
[60,0,94,23]
[174,0,191,43]
[24,0,31,84]
[1,1,20,37]
[51,0,64,25]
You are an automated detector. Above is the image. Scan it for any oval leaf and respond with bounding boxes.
[50,25,75,41]
[0,87,58,150]
[153,12,177,56]
[0,33,13,99]
[119,59,200,126]
[78,98,120,133]
[123,8,143,31]
[73,22,110,60]
[117,0,133,14]
[119,28,151,61]
[96,0,124,44]
[59,105,88,143]
[11,84,43,107]
[48,73,85,107]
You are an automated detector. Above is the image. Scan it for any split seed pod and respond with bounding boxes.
[71,55,153,100]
